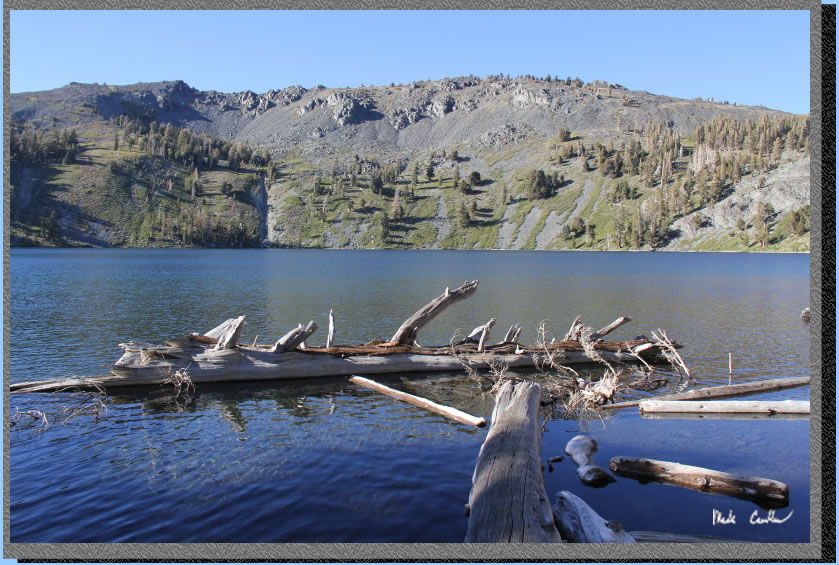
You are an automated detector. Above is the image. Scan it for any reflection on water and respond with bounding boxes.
[10,249,810,543]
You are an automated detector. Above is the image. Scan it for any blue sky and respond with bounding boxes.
[10,10,812,114]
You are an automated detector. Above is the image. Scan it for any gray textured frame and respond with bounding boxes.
[2,1,825,561]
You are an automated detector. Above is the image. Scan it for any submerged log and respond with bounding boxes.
[387,280,479,346]
[564,435,616,487]
[609,456,790,509]
[464,381,562,543]
[600,376,811,410]
[638,399,810,415]
[552,491,635,543]
[348,376,485,427]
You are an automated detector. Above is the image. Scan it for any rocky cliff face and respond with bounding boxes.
[12,76,792,159]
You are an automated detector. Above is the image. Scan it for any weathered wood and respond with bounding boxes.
[591,316,632,340]
[641,411,810,421]
[639,399,810,415]
[270,321,318,353]
[564,435,615,487]
[476,319,495,352]
[467,318,496,342]
[11,343,662,393]
[501,324,520,344]
[609,456,790,509]
[348,376,485,427]
[464,381,562,543]
[215,316,246,351]
[552,491,635,543]
[600,377,811,410]
[629,530,740,543]
[387,280,479,346]
[326,309,336,349]
[204,317,241,340]
[563,316,583,341]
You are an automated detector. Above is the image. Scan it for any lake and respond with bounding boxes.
[9,249,811,543]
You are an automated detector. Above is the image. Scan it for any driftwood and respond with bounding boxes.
[641,412,809,421]
[387,280,479,346]
[10,282,676,393]
[591,316,632,340]
[501,324,522,344]
[639,399,810,415]
[10,342,664,394]
[270,321,318,353]
[215,316,246,351]
[600,376,810,410]
[348,376,485,427]
[552,491,635,543]
[204,317,241,340]
[564,436,615,487]
[326,310,335,349]
[609,456,790,509]
[464,381,562,543]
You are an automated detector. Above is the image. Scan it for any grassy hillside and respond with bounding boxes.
[11,121,262,248]
[10,78,811,252]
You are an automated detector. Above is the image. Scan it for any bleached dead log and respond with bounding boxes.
[270,321,318,353]
[629,530,739,543]
[641,412,809,421]
[215,316,246,351]
[467,318,496,342]
[564,435,616,487]
[387,280,480,346]
[348,376,486,427]
[609,456,790,508]
[512,326,523,343]
[590,316,632,340]
[501,324,520,344]
[639,399,810,415]
[477,319,496,352]
[464,381,562,543]
[552,491,635,543]
[326,309,335,349]
[205,317,243,340]
[600,376,810,410]
[563,316,583,341]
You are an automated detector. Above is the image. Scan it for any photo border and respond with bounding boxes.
[2,1,833,562]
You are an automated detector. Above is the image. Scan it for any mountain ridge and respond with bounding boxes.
[10,75,810,252]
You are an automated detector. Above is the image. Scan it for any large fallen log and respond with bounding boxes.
[608,456,790,509]
[552,491,635,543]
[9,282,674,394]
[10,338,663,394]
[386,280,479,346]
[638,399,810,415]
[348,376,485,427]
[600,376,810,410]
[641,412,809,421]
[464,380,562,543]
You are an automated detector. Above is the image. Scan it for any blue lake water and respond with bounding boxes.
[9,249,811,542]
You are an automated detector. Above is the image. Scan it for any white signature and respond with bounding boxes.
[712,508,794,525]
